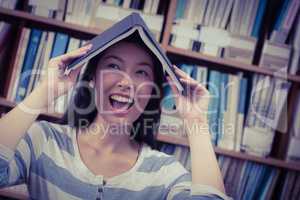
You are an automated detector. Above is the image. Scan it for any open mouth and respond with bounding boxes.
[109,94,134,111]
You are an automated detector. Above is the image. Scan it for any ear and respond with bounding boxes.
[89,78,95,88]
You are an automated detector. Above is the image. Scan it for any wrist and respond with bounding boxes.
[19,83,50,114]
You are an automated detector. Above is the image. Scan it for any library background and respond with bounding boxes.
[0,0,299,199]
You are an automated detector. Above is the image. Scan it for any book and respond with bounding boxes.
[64,12,185,93]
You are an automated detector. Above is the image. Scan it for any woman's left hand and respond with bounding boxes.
[166,65,210,129]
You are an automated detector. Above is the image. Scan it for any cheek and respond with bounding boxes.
[95,71,120,91]
[134,85,153,110]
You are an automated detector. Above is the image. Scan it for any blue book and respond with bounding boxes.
[237,162,253,199]
[238,78,248,115]
[65,12,185,94]
[251,0,268,37]
[50,33,69,58]
[258,168,278,200]
[162,86,176,110]
[273,0,291,31]
[218,73,228,140]
[179,63,194,76]
[208,70,222,145]
[15,29,43,102]
[175,0,187,20]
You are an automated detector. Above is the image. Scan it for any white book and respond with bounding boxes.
[172,35,192,50]
[242,126,275,157]
[220,0,233,29]
[29,0,60,10]
[218,74,240,150]
[197,0,208,25]
[255,76,274,128]
[229,0,240,33]
[143,0,152,14]
[150,0,159,14]
[213,0,226,28]
[66,37,81,53]
[203,0,215,26]
[185,0,200,22]
[42,31,55,72]
[236,0,246,35]
[239,0,251,36]
[122,0,131,9]
[209,0,219,27]
[266,78,291,133]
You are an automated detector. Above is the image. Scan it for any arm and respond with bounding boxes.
[0,45,91,187]
[186,120,225,192]
[0,45,91,151]
[166,65,226,194]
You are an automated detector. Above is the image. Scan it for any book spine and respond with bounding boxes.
[15,29,43,102]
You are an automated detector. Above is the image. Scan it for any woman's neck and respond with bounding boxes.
[78,115,137,155]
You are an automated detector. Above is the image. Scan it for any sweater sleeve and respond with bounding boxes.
[0,121,45,188]
[165,159,232,200]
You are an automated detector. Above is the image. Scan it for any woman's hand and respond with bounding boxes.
[38,44,92,103]
[166,65,210,137]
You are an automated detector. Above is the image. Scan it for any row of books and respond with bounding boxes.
[26,0,165,40]
[170,0,300,75]
[6,27,86,112]
[279,170,300,200]
[158,63,295,157]
[158,142,297,200]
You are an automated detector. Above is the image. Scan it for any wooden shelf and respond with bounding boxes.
[157,134,300,172]
[166,46,300,83]
[0,97,63,121]
[1,7,299,84]
[0,7,101,39]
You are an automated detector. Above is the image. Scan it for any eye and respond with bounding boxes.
[107,63,120,70]
[136,70,149,77]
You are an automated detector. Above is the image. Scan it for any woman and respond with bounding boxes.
[0,34,230,199]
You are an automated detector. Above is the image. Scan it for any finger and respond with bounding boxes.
[180,78,206,90]
[166,76,180,104]
[67,63,85,82]
[180,78,209,96]
[173,65,194,80]
[59,44,92,63]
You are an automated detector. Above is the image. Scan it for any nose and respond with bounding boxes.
[116,76,134,91]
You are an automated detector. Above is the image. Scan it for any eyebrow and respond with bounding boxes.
[103,54,153,70]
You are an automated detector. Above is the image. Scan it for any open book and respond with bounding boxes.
[65,12,184,93]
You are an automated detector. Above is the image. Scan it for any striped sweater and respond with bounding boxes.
[0,121,231,200]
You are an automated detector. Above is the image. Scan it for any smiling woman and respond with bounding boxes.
[0,30,231,200]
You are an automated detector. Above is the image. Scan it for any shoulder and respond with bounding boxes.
[141,144,179,167]
[137,144,190,184]
[26,120,74,148]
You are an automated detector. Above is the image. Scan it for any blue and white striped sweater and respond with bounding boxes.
[0,121,230,200]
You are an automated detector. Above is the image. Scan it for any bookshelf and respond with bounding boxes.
[157,134,300,172]
[0,0,299,199]
[0,0,298,169]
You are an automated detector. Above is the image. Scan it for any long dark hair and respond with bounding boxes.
[61,32,165,149]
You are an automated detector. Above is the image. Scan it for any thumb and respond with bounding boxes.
[166,76,180,106]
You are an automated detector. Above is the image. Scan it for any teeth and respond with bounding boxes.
[110,95,133,103]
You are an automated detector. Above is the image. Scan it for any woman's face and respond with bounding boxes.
[94,41,155,125]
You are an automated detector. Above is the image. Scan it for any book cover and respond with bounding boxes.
[65,12,184,93]
[15,29,43,102]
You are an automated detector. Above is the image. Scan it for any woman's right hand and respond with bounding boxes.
[37,44,92,104]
